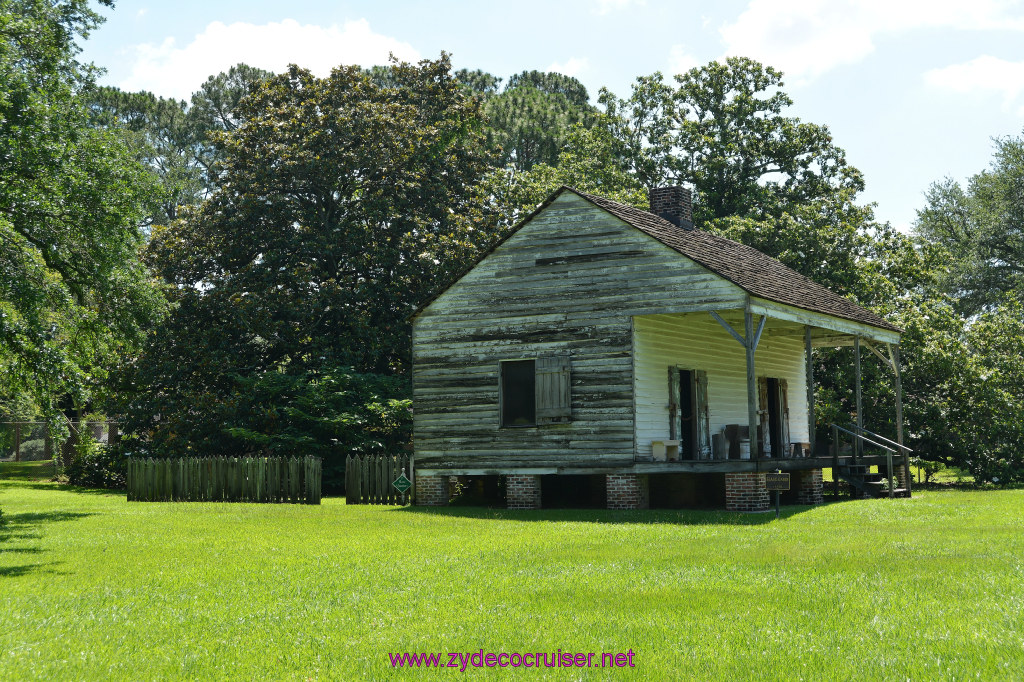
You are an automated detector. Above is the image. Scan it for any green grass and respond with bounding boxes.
[2,470,1023,680]
[0,459,55,481]
[822,464,975,486]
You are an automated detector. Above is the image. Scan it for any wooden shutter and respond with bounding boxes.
[779,378,791,456]
[536,355,571,422]
[758,377,771,456]
[695,370,711,459]
[668,367,680,440]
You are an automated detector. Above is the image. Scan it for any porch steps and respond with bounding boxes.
[836,464,909,499]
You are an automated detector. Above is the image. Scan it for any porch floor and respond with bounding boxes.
[630,454,904,474]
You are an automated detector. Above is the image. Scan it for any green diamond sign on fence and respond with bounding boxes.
[393,472,412,494]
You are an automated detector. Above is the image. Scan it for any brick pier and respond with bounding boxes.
[795,468,823,505]
[606,474,649,510]
[725,472,769,512]
[506,474,542,510]
[415,474,449,506]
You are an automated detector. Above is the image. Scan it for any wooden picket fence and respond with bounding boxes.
[345,453,411,505]
[127,456,321,504]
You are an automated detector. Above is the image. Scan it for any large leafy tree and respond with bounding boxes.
[86,87,203,223]
[0,0,164,429]
[85,63,273,224]
[473,70,597,172]
[599,57,861,224]
[915,133,1024,313]
[903,133,1024,481]
[123,56,497,484]
[593,58,878,308]
[482,119,648,227]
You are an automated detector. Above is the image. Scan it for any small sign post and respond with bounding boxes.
[393,469,412,505]
[765,471,790,519]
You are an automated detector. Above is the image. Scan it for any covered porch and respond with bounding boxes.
[631,294,910,504]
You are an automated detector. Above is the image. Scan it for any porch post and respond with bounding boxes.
[805,326,815,456]
[854,335,863,461]
[744,304,759,458]
[892,344,910,493]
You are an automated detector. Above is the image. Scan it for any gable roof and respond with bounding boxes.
[415,186,900,334]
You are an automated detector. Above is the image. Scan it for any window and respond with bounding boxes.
[500,356,572,427]
[500,360,535,426]
[668,367,711,459]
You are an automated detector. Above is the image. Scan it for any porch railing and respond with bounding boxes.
[830,423,912,499]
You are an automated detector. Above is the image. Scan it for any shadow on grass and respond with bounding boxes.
[3,510,95,527]
[0,563,61,578]
[0,479,124,497]
[0,510,93,578]
[388,504,812,526]
[1,460,123,497]
[0,460,56,481]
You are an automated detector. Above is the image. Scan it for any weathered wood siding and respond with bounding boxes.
[413,193,746,471]
[633,313,809,458]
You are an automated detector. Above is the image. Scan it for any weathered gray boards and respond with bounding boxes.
[411,187,907,511]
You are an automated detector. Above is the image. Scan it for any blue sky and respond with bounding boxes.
[80,0,1024,231]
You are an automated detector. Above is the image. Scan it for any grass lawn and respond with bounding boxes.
[2,464,1023,680]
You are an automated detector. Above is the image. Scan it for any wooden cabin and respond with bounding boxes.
[411,186,908,511]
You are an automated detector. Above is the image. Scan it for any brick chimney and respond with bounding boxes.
[649,186,693,230]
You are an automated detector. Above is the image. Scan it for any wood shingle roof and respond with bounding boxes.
[568,187,900,334]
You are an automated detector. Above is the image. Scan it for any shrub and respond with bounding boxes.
[65,436,126,489]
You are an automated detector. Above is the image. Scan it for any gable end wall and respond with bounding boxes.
[412,193,746,471]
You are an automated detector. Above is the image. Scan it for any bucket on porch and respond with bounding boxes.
[739,439,751,459]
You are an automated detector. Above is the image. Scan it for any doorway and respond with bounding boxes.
[760,377,790,457]
[678,369,697,459]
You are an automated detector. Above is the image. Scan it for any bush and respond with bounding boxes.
[65,436,126,489]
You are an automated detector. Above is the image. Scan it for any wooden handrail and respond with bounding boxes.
[831,424,898,453]
[844,423,912,453]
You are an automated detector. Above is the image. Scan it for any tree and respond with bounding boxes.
[599,58,862,225]
[907,132,1024,481]
[482,119,647,226]
[454,68,502,96]
[915,133,1024,313]
[189,63,272,136]
[85,64,272,224]
[507,70,590,108]
[86,86,203,223]
[480,70,597,172]
[0,0,165,433]
[122,56,497,487]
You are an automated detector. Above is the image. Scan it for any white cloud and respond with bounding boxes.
[594,0,645,15]
[719,0,1024,84]
[668,45,700,75]
[925,55,1024,109]
[546,57,589,78]
[120,19,420,100]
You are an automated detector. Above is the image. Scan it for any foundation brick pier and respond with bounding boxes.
[415,474,449,506]
[795,468,823,505]
[606,474,649,510]
[725,472,769,512]
[506,474,542,509]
